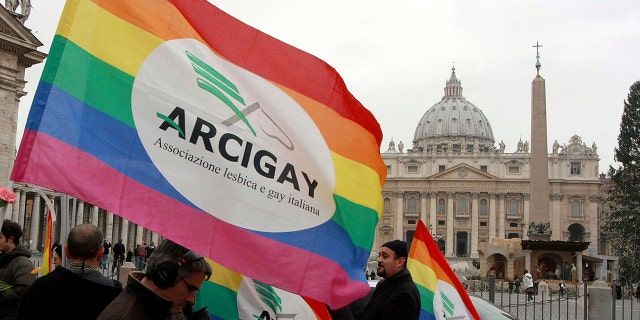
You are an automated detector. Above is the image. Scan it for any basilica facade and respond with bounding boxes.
[377,67,605,281]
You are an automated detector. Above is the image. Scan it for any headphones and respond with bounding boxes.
[151,250,204,289]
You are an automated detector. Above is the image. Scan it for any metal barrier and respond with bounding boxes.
[465,279,640,319]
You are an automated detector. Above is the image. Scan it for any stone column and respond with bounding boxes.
[420,192,428,223]
[551,193,563,241]
[29,193,41,251]
[523,193,530,239]
[524,249,532,272]
[152,232,160,247]
[429,192,437,231]
[91,205,99,226]
[121,219,130,250]
[446,192,454,257]
[395,192,404,240]
[10,190,20,223]
[17,190,26,227]
[576,251,583,283]
[489,193,496,240]
[589,195,599,249]
[498,193,505,239]
[470,192,479,258]
[136,224,144,246]
[105,212,114,242]
[76,200,85,225]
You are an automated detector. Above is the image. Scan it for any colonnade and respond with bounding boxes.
[2,185,158,254]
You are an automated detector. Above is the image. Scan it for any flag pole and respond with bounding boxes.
[60,194,68,267]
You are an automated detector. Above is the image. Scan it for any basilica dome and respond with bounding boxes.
[412,67,495,154]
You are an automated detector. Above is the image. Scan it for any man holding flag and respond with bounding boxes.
[362,240,421,320]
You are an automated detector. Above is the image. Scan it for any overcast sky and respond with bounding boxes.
[17,1,640,172]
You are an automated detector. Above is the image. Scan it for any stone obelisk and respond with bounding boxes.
[529,41,551,235]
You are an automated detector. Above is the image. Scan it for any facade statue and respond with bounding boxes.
[592,142,597,154]
[498,140,505,153]
[4,0,18,12]
[552,140,560,154]
[4,0,30,23]
[523,141,529,153]
[517,140,523,152]
[398,141,404,153]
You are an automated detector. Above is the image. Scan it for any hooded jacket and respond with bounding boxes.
[0,244,36,320]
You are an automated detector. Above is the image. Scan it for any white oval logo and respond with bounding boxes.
[131,39,335,232]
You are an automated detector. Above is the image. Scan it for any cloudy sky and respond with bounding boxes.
[17,1,640,171]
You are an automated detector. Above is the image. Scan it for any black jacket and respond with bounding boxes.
[17,266,122,319]
[361,268,421,320]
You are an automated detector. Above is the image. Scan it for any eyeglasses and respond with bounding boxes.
[180,277,200,294]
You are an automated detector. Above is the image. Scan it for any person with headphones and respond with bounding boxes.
[98,239,212,319]
[17,224,123,319]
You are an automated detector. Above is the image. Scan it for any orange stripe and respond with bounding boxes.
[281,86,387,184]
[410,239,455,284]
[93,0,204,42]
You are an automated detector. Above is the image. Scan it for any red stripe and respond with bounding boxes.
[13,130,369,309]
[167,0,382,145]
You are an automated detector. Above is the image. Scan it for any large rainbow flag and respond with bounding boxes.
[408,220,480,320]
[11,0,385,308]
[199,259,332,320]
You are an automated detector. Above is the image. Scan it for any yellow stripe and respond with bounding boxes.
[333,151,383,214]
[408,258,438,292]
[57,0,163,77]
[206,259,243,291]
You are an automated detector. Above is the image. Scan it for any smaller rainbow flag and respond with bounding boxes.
[197,259,332,320]
[408,220,480,320]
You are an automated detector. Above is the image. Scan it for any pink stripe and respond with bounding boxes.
[13,131,369,308]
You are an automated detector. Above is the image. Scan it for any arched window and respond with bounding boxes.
[438,199,445,215]
[479,199,488,215]
[408,197,417,212]
[571,200,581,216]
[509,199,518,214]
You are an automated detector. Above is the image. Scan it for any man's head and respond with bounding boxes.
[376,240,408,279]
[143,239,212,314]
[65,224,104,266]
[0,219,23,252]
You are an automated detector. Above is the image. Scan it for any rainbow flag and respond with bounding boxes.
[198,259,332,320]
[11,0,384,308]
[40,206,54,275]
[408,220,480,320]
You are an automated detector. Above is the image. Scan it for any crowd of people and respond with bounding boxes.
[0,219,212,320]
[0,218,424,320]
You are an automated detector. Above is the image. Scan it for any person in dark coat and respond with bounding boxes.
[0,219,36,320]
[17,224,122,320]
[362,240,421,320]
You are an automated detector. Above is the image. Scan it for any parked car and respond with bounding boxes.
[469,295,518,320]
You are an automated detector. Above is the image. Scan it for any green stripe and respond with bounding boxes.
[42,35,135,128]
[416,284,435,314]
[332,194,379,250]
[196,281,240,320]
